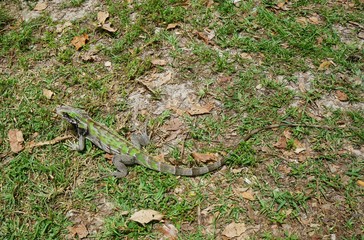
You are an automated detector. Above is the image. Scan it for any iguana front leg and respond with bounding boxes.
[68,127,87,151]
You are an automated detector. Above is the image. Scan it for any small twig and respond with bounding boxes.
[25,134,74,151]
[242,123,334,142]
[180,133,189,160]
[348,21,364,30]
[0,134,73,160]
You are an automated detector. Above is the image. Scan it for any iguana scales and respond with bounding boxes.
[56,106,225,177]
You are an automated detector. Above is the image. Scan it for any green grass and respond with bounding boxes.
[0,0,363,239]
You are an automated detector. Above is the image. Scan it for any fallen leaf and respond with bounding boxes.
[318,60,331,71]
[81,52,97,62]
[105,153,113,160]
[278,165,292,174]
[316,36,323,45]
[276,1,289,10]
[204,28,215,40]
[97,11,109,25]
[43,89,54,99]
[67,224,89,239]
[71,33,89,51]
[187,103,214,115]
[191,152,218,163]
[156,223,178,240]
[101,23,117,33]
[129,209,164,225]
[56,21,72,33]
[218,76,232,85]
[164,130,180,142]
[166,23,179,30]
[206,0,214,7]
[357,180,364,187]
[121,210,129,216]
[154,154,165,162]
[308,16,320,24]
[34,2,47,11]
[294,148,306,154]
[151,59,167,66]
[222,222,247,238]
[358,31,364,39]
[8,129,24,153]
[296,17,308,26]
[240,52,253,60]
[328,164,339,173]
[163,118,183,131]
[193,30,212,44]
[336,90,348,101]
[241,190,255,201]
[274,136,287,149]
[283,129,292,139]
[169,106,185,116]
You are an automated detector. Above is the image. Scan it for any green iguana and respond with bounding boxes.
[56,106,225,177]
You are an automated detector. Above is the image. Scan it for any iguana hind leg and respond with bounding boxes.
[112,154,136,178]
[130,132,150,149]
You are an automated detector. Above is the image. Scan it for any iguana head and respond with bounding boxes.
[56,105,89,128]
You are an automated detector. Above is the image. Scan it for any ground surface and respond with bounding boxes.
[0,0,363,239]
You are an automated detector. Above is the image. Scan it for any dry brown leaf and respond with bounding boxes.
[34,2,47,11]
[336,90,349,101]
[164,130,180,142]
[129,209,164,225]
[276,1,289,10]
[154,154,165,162]
[318,60,331,71]
[168,106,186,116]
[222,222,247,238]
[218,76,232,85]
[295,148,306,154]
[296,17,308,26]
[71,33,89,50]
[101,23,117,33]
[241,190,255,201]
[43,89,54,99]
[151,59,167,66]
[278,165,292,174]
[193,30,212,44]
[166,23,179,30]
[357,180,364,187]
[8,129,24,153]
[156,223,178,240]
[274,136,287,149]
[67,224,89,239]
[240,52,253,60]
[206,0,214,7]
[358,31,364,39]
[163,118,183,131]
[205,28,215,40]
[191,152,218,163]
[97,11,109,25]
[308,16,320,24]
[283,129,292,139]
[105,153,113,160]
[188,103,214,115]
